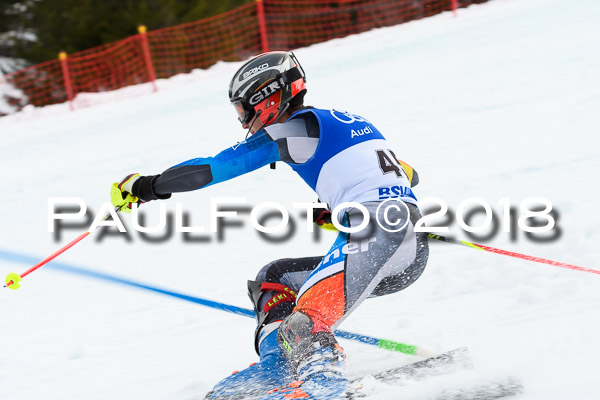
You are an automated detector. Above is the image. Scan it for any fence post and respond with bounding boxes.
[451,0,458,17]
[58,52,74,111]
[138,25,158,92]
[256,0,269,53]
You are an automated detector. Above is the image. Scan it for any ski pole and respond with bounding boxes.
[427,234,599,275]
[4,207,122,289]
[334,330,433,357]
[0,246,431,356]
[179,299,432,356]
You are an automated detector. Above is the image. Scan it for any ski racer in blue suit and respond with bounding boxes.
[112,51,429,400]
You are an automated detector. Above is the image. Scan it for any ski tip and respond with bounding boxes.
[436,375,524,400]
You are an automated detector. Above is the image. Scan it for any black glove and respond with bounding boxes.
[313,207,332,226]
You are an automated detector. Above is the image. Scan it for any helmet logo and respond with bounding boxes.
[249,79,283,106]
[242,63,270,80]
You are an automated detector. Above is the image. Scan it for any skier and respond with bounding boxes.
[111,51,429,399]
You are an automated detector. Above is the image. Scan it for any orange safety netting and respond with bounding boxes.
[3,59,65,108]
[2,0,488,113]
[147,3,260,78]
[262,0,457,50]
[67,36,152,94]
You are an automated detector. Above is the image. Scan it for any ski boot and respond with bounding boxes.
[206,280,298,399]
[259,312,348,400]
[205,326,294,399]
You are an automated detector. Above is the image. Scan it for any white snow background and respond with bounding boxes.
[1,0,599,398]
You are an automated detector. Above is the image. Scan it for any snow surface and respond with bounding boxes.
[1,0,599,398]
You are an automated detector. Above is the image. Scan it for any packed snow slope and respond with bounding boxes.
[1,0,599,398]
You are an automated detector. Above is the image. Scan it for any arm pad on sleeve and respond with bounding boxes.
[132,175,172,202]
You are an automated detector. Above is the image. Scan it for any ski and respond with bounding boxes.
[345,347,472,398]
[350,346,473,385]
[205,348,470,400]
[347,376,523,400]
[430,376,524,400]
[206,347,523,399]
[346,347,523,399]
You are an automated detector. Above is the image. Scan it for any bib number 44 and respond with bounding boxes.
[376,149,403,177]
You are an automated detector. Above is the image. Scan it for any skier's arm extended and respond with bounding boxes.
[117,130,280,204]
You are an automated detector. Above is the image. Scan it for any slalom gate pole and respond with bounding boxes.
[1,248,431,358]
[133,288,432,357]
[4,207,121,289]
[1,212,430,357]
[334,330,432,357]
[427,234,600,275]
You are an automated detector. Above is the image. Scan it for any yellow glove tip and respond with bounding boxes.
[318,223,339,231]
